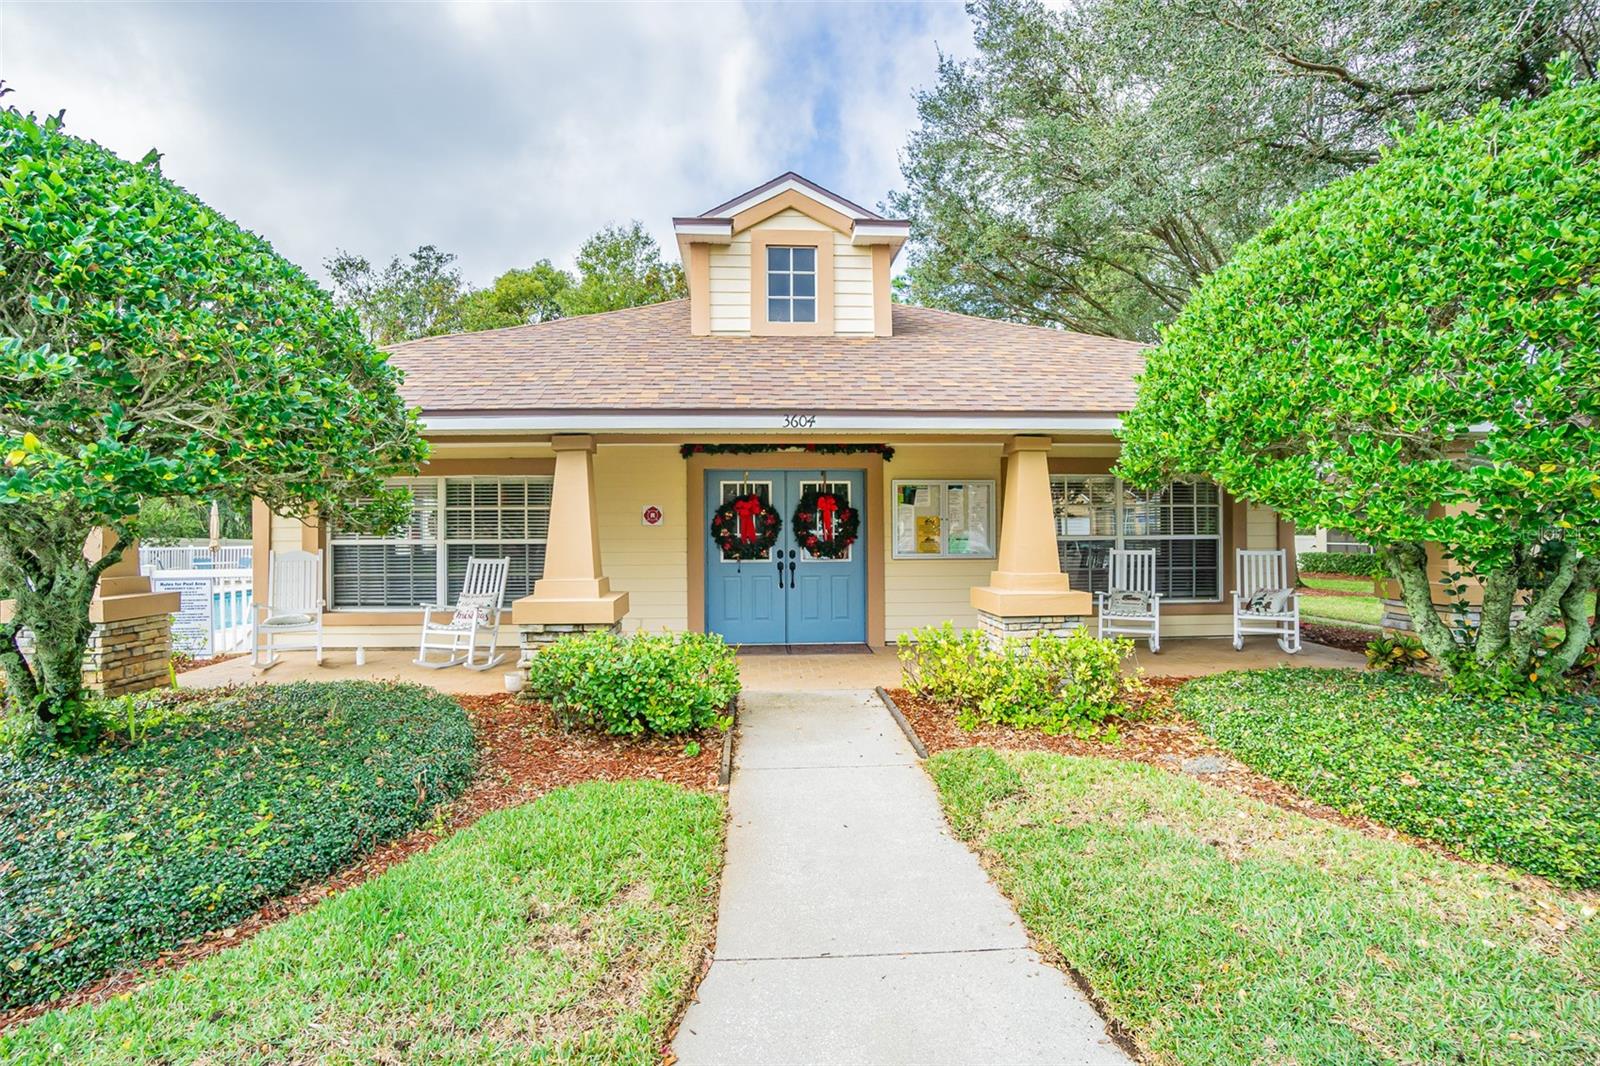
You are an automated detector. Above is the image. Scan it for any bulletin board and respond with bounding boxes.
[891,480,996,560]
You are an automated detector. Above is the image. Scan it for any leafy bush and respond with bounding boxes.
[525,631,738,736]
[1365,632,1429,672]
[899,623,1137,738]
[1297,552,1386,579]
[0,681,475,1009]
[1176,669,1600,886]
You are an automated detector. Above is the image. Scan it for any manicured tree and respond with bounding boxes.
[1118,70,1600,686]
[0,104,428,737]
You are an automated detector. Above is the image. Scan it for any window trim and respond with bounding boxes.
[1051,475,1225,604]
[326,475,552,612]
[748,228,834,336]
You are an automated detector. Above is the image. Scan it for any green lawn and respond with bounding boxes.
[1,781,724,1065]
[930,748,1600,1066]
[1177,669,1600,886]
[1298,585,1384,627]
[1,682,476,1010]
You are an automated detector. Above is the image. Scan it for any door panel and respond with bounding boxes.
[704,472,786,645]
[703,468,867,646]
[784,470,867,645]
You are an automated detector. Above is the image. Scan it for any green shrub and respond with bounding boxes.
[1364,632,1429,672]
[899,623,1137,738]
[1176,669,1600,886]
[1297,551,1386,578]
[0,681,475,1009]
[525,631,738,736]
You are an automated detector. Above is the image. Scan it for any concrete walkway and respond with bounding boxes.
[672,690,1132,1066]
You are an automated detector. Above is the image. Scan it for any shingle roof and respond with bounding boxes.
[385,300,1144,416]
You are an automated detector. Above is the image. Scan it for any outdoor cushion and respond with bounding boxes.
[449,604,492,628]
[1243,588,1293,615]
[262,613,314,627]
[1104,590,1152,617]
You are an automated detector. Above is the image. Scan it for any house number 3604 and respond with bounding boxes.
[782,413,818,429]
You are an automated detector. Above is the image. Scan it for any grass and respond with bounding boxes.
[1297,584,1384,627]
[929,747,1600,1066]
[1,780,725,1065]
[1,682,475,1010]
[1178,669,1600,886]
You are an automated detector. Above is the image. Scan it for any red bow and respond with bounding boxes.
[816,494,839,539]
[733,495,763,543]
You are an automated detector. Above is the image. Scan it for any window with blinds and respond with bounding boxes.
[329,477,551,610]
[1051,475,1223,601]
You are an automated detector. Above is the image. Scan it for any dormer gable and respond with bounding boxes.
[673,173,908,338]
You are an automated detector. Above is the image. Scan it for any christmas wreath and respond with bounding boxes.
[710,492,783,560]
[791,488,860,559]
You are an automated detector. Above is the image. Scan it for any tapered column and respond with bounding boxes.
[513,435,628,633]
[971,436,1090,641]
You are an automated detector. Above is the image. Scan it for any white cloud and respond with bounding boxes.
[0,1,973,286]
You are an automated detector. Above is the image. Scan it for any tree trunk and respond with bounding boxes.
[1543,556,1599,677]
[0,522,126,737]
[1381,541,1461,669]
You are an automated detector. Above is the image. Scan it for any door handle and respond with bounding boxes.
[776,552,786,590]
[788,549,797,584]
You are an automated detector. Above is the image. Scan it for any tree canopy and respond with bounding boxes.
[328,220,686,343]
[893,0,1598,340]
[0,102,427,733]
[1117,73,1600,686]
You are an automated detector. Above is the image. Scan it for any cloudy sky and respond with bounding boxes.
[1,2,975,286]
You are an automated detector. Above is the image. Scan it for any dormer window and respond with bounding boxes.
[766,246,817,323]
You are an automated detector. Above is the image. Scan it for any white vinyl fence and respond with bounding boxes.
[147,568,254,657]
[139,543,253,573]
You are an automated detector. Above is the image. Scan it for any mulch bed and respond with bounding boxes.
[889,685,1479,862]
[1302,621,1381,653]
[170,652,244,673]
[0,693,724,1034]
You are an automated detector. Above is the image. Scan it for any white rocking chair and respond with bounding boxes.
[1097,548,1162,652]
[1232,548,1301,654]
[252,550,325,670]
[415,556,510,670]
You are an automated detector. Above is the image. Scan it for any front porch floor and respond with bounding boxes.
[176,637,1364,694]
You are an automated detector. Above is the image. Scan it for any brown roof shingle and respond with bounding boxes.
[385,300,1144,416]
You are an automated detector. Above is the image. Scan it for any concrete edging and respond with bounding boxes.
[875,685,928,760]
[718,694,738,787]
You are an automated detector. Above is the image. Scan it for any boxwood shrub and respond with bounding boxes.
[1297,551,1386,578]
[524,631,738,736]
[1176,669,1600,886]
[0,681,475,1009]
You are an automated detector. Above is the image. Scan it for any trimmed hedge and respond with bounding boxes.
[0,681,475,1009]
[1177,669,1600,886]
[1296,551,1386,578]
[525,631,738,736]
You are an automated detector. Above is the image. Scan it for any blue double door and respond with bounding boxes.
[704,469,867,646]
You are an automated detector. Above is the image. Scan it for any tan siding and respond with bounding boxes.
[1246,505,1278,549]
[707,209,877,336]
[881,442,1005,640]
[708,235,752,334]
[833,233,875,335]
[595,444,688,634]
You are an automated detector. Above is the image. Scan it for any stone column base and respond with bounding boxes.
[975,609,1087,648]
[517,620,623,665]
[10,613,174,698]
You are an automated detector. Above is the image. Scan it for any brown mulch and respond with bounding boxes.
[888,684,1478,860]
[0,693,724,1034]
[170,652,244,673]
[1302,621,1380,653]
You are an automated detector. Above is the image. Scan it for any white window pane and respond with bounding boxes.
[792,246,815,271]
[769,272,791,296]
[793,272,815,297]
[768,298,791,322]
[767,246,790,270]
[793,297,816,323]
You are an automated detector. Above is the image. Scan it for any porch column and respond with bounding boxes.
[970,436,1091,644]
[512,434,629,659]
[0,527,180,698]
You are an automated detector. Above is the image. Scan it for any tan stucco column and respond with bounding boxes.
[512,434,629,626]
[970,436,1092,618]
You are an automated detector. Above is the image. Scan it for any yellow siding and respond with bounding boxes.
[708,208,876,336]
[595,444,688,634]
[1246,505,1279,549]
[881,442,1005,640]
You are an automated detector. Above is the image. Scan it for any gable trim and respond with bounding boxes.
[733,189,854,236]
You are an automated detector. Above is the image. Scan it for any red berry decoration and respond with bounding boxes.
[710,493,782,561]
